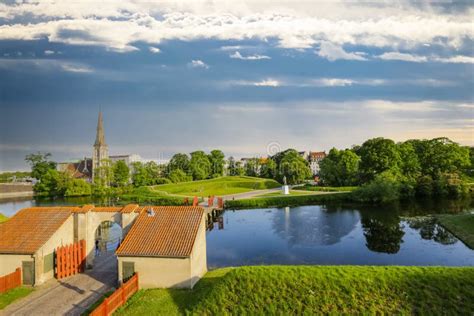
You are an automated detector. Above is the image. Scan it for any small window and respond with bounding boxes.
[43,253,54,273]
[122,261,135,282]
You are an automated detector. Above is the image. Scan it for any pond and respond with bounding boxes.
[1,197,473,267]
[206,202,474,268]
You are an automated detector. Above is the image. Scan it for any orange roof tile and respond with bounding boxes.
[116,206,204,258]
[0,208,73,254]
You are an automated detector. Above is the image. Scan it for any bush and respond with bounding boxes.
[416,175,433,197]
[154,178,172,185]
[353,173,400,203]
[225,193,351,209]
[168,169,192,183]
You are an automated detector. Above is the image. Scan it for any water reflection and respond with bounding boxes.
[405,216,457,245]
[361,217,405,254]
[207,201,474,267]
[272,205,360,247]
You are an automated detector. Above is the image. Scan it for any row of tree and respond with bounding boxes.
[319,137,472,201]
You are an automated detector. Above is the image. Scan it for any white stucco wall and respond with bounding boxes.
[189,216,207,288]
[118,256,193,289]
[0,254,32,277]
[34,215,75,285]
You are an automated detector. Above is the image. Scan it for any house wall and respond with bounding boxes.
[189,215,207,288]
[0,254,32,277]
[117,256,193,289]
[34,215,75,285]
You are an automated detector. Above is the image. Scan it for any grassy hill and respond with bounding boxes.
[116,266,474,315]
[0,213,8,223]
[150,176,280,197]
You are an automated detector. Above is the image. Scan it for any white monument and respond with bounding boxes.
[282,176,290,195]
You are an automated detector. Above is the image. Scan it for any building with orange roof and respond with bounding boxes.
[116,206,207,289]
[0,204,207,288]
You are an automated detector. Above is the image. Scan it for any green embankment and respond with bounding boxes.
[0,287,34,310]
[225,192,351,209]
[150,176,280,197]
[116,266,474,315]
[294,185,358,192]
[0,213,8,223]
[437,213,474,249]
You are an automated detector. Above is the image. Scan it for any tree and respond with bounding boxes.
[244,158,259,177]
[189,151,211,180]
[260,158,277,179]
[397,142,421,180]
[144,161,161,183]
[131,162,150,187]
[25,152,56,181]
[227,156,237,176]
[359,137,401,182]
[407,138,470,179]
[168,169,192,183]
[208,150,225,177]
[319,148,360,186]
[64,178,92,196]
[33,169,62,196]
[168,153,190,174]
[276,149,312,184]
[113,160,130,187]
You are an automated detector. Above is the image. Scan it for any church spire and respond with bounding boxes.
[94,111,106,147]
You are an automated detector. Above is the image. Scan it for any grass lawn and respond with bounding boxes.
[0,213,8,223]
[294,185,358,192]
[256,190,320,197]
[437,213,474,249]
[116,266,474,315]
[0,287,34,310]
[150,176,280,197]
[225,192,351,209]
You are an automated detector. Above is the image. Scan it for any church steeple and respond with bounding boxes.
[94,111,106,146]
[92,110,109,181]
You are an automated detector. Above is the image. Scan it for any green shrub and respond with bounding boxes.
[225,193,351,209]
[353,173,400,203]
[154,178,172,185]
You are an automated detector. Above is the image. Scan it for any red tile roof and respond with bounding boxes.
[116,206,204,258]
[0,208,73,254]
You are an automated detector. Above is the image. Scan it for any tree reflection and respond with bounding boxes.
[405,217,457,245]
[361,217,405,254]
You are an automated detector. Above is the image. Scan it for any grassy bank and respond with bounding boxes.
[151,176,280,197]
[120,187,192,205]
[0,287,34,310]
[437,213,474,249]
[294,185,358,192]
[116,266,474,315]
[225,192,351,209]
[0,213,8,223]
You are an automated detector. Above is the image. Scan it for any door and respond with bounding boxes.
[22,261,34,286]
[122,261,135,282]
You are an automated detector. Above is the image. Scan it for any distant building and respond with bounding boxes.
[57,112,143,182]
[307,151,327,176]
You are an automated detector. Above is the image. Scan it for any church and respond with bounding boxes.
[57,112,142,182]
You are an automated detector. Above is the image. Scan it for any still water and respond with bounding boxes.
[206,202,474,268]
[2,197,473,267]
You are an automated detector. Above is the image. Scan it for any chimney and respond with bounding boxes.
[147,207,155,217]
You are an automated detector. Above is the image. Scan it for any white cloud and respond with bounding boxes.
[378,52,428,62]
[229,51,270,60]
[316,42,367,61]
[311,78,355,87]
[432,55,474,64]
[378,52,474,64]
[253,79,280,87]
[61,63,94,73]
[363,100,438,112]
[0,1,472,53]
[44,50,55,55]
[188,59,209,69]
[148,46,161,54]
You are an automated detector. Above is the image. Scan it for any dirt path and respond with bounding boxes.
[1,254,117,316]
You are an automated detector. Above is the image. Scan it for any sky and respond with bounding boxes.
[0,0,473,171]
